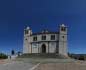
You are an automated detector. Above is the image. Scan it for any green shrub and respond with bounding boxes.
[78,55,85,60]
[0,53,8,59]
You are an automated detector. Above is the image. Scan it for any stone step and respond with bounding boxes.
[18,53,68,59]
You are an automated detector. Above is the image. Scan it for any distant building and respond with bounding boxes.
[23,24,68,56]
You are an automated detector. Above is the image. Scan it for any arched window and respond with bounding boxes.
[25,30,28,34]
[42,35,46,40]
[61,27,66,31]
[33,36,37,41]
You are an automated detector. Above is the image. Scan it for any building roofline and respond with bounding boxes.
[30,32,59,36]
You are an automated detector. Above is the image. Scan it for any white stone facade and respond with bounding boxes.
[23,24,68,56]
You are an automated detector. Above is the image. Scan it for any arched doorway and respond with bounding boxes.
[41,44,46,53]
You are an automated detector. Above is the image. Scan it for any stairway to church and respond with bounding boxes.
[18,53,68,59]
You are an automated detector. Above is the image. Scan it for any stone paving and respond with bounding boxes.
[0,59,86,70]
[35,60,86,70]
[0,60,37,70]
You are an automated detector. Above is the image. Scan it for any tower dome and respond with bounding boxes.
[61,24,65,27]
[26,26,30,30]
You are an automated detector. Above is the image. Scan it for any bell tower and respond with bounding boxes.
[23,26,32,54]
[58,24,68,56]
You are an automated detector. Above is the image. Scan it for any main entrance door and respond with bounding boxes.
[41,44,46,53]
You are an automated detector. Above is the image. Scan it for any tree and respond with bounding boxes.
[0,53,8,59]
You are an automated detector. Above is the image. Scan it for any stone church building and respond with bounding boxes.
[23,24,68,56]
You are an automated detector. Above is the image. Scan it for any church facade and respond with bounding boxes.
[23,24,68,56]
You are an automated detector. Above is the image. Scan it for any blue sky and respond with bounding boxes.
[0,0,86,54]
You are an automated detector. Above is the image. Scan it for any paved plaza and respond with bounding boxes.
[0,60,37,70]
[0,59,86,70]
